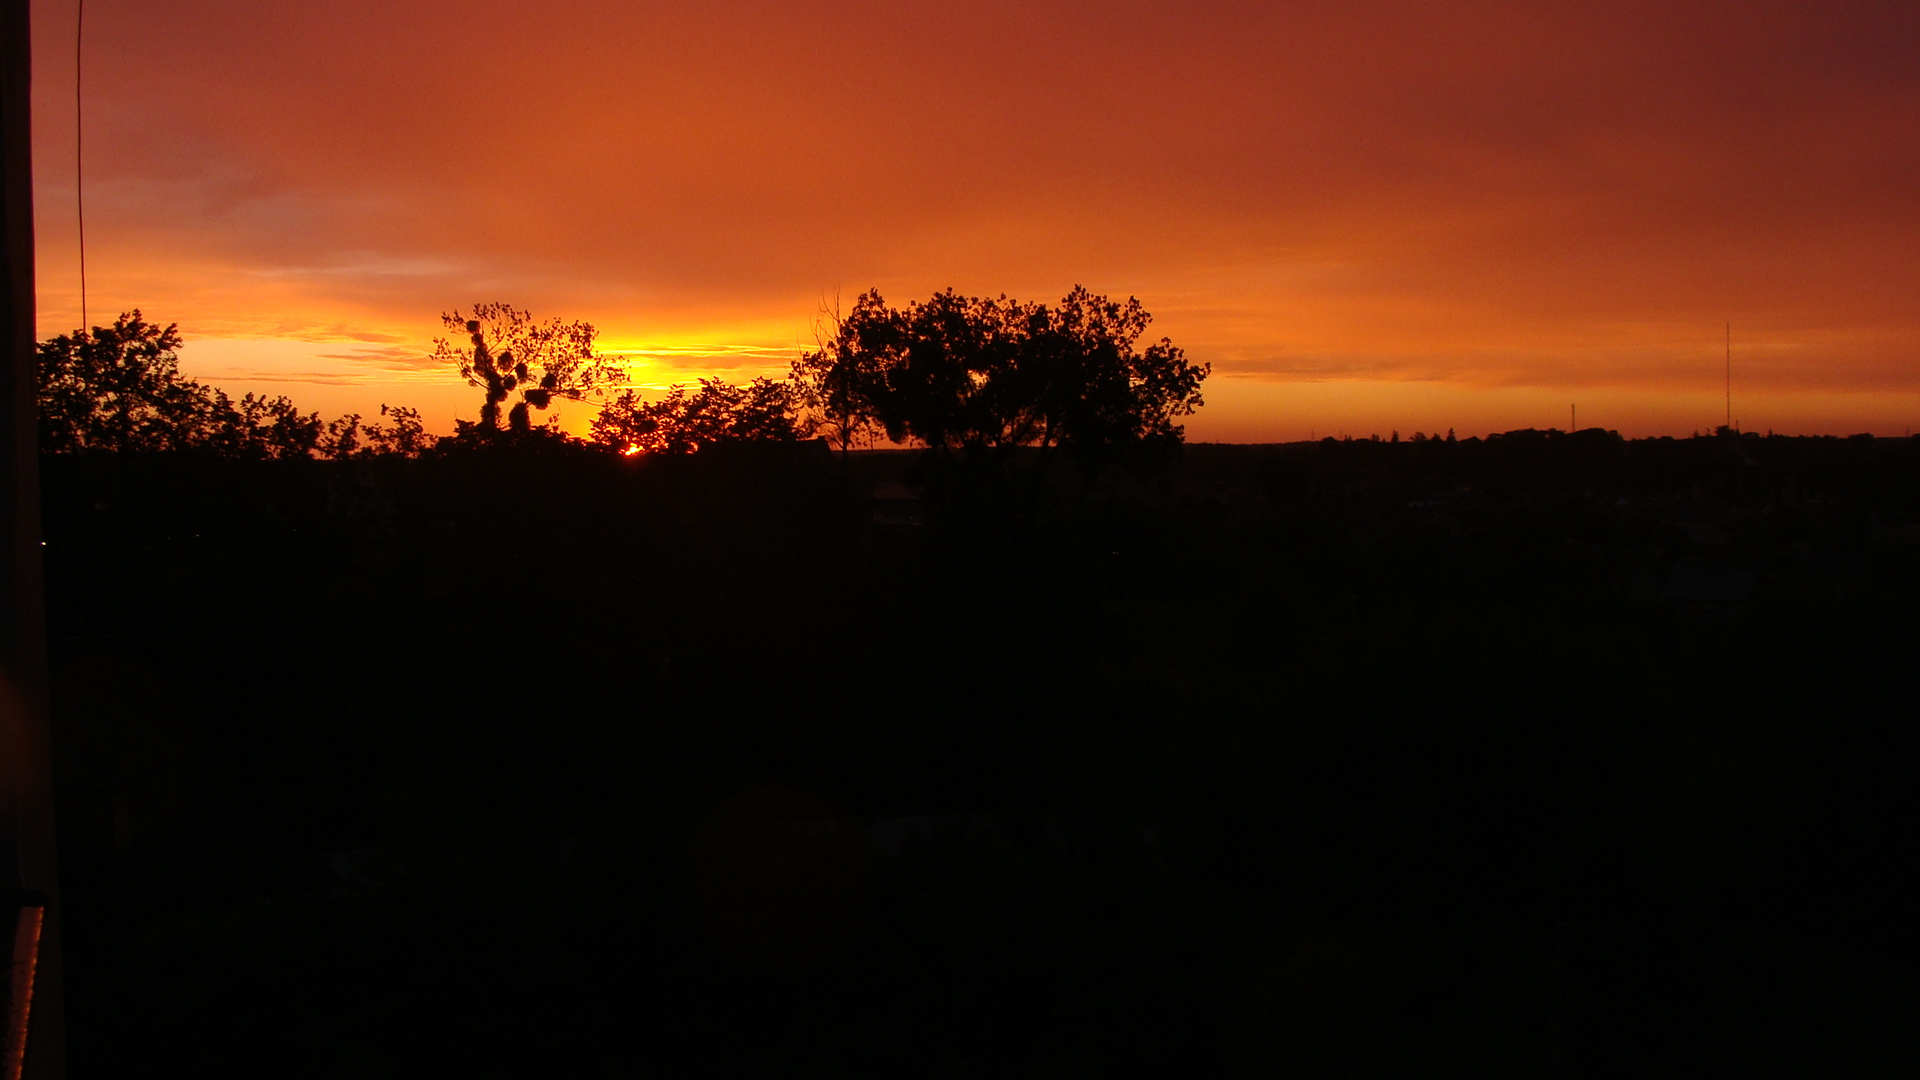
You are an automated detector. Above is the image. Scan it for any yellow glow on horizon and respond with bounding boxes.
[158,321,1920,445]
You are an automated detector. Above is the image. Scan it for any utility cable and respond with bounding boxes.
[76,0,87,331]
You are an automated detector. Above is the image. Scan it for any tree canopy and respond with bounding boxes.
[792,286,1208,474]
[37,312,429,458]
[38,313,206,453]
[431,303,623,434]
[590,377,807,455]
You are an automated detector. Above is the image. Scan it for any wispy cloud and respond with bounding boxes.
[311,344,436,370]
[247,252,465,279]
[219,370,375,387]
[603,342,798,373]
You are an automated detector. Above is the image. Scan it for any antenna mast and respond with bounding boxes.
[1725,322,1731,431]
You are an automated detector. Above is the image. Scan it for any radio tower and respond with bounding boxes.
[1725,322,1732,431]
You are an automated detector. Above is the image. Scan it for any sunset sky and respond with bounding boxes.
[27,0,1920,440]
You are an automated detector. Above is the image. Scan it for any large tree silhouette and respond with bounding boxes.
[431,303,622,434]
[37,312,204,452]
[793,286,1208,476]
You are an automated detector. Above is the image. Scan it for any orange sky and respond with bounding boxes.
[28,0,1920,439]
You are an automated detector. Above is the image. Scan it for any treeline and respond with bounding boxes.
[37,313,432,459]
[35,309,804,461]
[39,287,1210,476]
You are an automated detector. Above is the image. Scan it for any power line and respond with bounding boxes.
[76,0,86,329]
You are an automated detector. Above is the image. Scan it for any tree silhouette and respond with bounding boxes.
[793,286,1208,476]
[431,303,622,434]
[36,311,374,459]
[37,312,202,452]
[360,404,435,457]
[792,295,890,466]
[591,377,806,455]
[317,404,438,459]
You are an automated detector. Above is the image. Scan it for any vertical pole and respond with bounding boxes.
[2,1,65,1075]
[1725,322,1731,432]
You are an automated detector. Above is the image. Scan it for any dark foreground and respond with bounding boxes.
[42,431,1914,1077]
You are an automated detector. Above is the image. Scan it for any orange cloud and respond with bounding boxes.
[28,0,1920,437]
